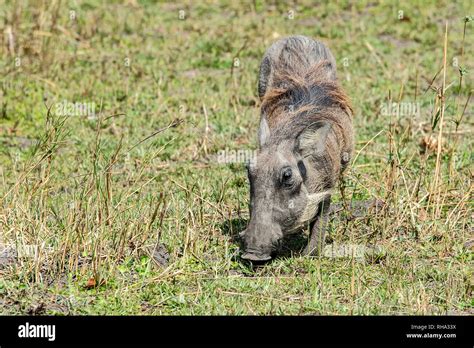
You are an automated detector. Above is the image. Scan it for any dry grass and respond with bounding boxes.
[0,1,472,315]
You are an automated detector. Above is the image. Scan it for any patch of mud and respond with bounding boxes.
[0,244,17,269]
[150,243,170,267]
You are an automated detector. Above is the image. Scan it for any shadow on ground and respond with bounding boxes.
[219,199,385,264]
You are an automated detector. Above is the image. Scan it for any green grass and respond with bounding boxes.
[0,0,472,315]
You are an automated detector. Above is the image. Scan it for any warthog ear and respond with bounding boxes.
[258,117,271,147]
[296,121,332,158]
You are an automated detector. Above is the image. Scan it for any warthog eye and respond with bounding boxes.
[280,167,294,188]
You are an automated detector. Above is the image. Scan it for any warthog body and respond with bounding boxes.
[241,35,353,262]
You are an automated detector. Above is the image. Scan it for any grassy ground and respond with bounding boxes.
[0,0,472,315]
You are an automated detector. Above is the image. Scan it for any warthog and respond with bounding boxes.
[241,35,354,262]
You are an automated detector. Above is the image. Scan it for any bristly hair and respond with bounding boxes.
[260,60,353,127]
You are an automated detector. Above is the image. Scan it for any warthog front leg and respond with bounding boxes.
[303,196,331,256]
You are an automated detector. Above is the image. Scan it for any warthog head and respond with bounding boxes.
[240,118,334,262]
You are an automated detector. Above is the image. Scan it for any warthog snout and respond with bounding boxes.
[240,251,272,262]
[240,224,282,262]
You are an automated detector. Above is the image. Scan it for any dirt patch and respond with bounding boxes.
[0,244,17,269]
[150,243,170,268]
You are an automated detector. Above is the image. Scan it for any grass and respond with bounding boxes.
[0,0,472,315]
